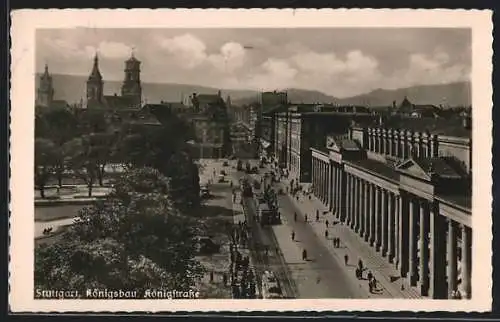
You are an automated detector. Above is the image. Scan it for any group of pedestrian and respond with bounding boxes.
[231,221,249,247]
[229,248,256,299]
[332,237,341,248]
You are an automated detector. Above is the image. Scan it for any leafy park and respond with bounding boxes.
[34,107,209,296]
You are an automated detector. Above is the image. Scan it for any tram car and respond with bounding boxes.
[261,271,284,299]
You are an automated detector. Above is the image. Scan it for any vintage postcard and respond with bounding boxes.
[9,9,492,312]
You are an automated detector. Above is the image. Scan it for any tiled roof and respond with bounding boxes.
[382,115,471,138]
[436,193,471,210]
[349,158,399,181]
[104,95,133,109]
[338,139,360,151]
[413,157,463,178]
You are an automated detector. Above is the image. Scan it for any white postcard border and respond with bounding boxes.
[9,9,493,312]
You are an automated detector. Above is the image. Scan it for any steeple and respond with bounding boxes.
[86,53,104,108]
[88,53,103,81]
[36,63,54,107]
[121,52,142,108]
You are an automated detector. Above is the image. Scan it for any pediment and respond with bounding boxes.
[396,159,431,181]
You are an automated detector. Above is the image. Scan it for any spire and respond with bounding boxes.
[43,63,49,75]
[88,53,102,81]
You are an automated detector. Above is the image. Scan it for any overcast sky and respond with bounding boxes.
[36,28,471,98]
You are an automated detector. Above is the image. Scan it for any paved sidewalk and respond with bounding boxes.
[286,188,424,299]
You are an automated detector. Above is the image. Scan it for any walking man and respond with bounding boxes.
[316,210,320,221]
[302,249,308,261]
[325,229,329,239]
[344,254,349,266]
[325,220,329,228]
[291,230,295,241]
[294,212,297,222]
[304,214,308,223]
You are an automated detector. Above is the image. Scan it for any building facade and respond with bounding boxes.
[86,53,143,109]
[311,123,472,299]
[276,111,376,182]
[36,64,70,109]
[189,91,231,159]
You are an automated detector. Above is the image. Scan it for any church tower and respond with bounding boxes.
[121,53,142,108]
[86,54,104,108]
[36,64,54,107]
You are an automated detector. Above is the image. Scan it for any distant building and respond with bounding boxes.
[86,53,142,109]
[311,118,472,299]
[35,64,70,109]
[398,96,440,118]
[188,91,231,159]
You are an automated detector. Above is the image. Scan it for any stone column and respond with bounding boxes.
[312,158,316,195]
[419,200,430,296]
[347,174,352,226]
[409,196,418,286]
[369,184,376,246]
[399,194,410,277]
[381,190,388,257]
[374,186,381,251]
[329,163,334,211]
[353,177,359,232]
[429,208,447,299]
[388,192,395,263]
[359,179,365,237]
[461,224,472,299]
[339,169,345,223]
[364,181,370,242]
[447,219,458,298]
[351,175,356,230]
[394,195,400,267]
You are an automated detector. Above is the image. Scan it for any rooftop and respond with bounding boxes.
[382,115,471,138]
[348,158,400,182]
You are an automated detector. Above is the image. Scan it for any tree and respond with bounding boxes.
[35,167,205,293]
[35,138,58,198]
[63,135,101,197]
[163,151,201,213]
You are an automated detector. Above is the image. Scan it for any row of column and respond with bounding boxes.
[324,170,472,299]
[312,157,330,204]
[367,132,436,159]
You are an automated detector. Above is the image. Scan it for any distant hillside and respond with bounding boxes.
[35,74,259,105]
[37,74,471,108]
[231,88,338,106]
[336,82,471,107]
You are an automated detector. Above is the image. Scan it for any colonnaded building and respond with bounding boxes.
[310,117,472,299]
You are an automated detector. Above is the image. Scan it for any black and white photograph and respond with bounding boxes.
[9,9,492,312]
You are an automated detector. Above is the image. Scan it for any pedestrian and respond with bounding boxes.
[291,230,295,241]
[304,214,308,223]
[316,210,319,221]
[325,229,329,239]
[325,220,329,228]
[296,195,299,201]
[210,271,214,283]
[358,259,364,271]
[372,278,378,291]
[294,212,297,222]
[309,195,311,200]
[367,270,373,281]
[302,249,308,261]
[344,254,349,266]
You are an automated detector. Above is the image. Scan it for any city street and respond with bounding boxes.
[275,193,365,298]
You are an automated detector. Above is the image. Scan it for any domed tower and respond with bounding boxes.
[36,64,54,107]
[86,54,104,108]
[121,53,142,108]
